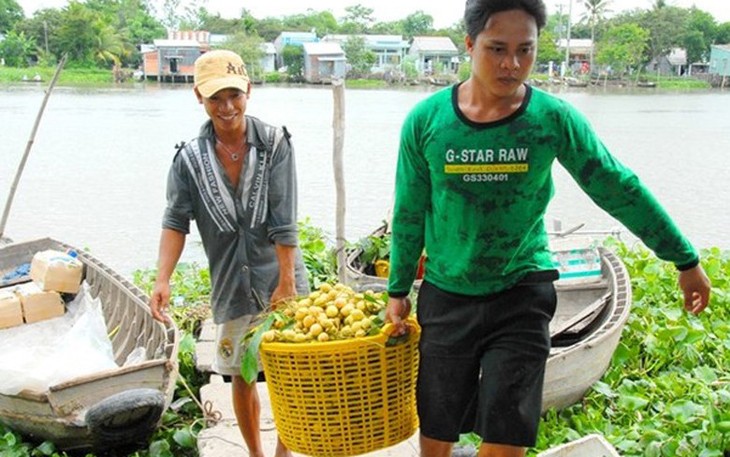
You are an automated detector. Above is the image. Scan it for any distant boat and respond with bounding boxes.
[565,77,589,87]
[637,81,657,88]
[427,77,453,86]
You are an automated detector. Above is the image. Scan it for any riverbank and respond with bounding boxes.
[0,66,716,90]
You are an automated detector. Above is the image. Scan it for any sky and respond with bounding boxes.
[18,0,730,29]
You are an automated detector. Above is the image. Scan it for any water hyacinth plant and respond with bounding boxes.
[1,228,728,456]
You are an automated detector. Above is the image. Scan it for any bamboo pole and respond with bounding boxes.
[332,79,347,283]
[0,54,68,239]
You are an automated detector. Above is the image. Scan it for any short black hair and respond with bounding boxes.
[464,0,547,41]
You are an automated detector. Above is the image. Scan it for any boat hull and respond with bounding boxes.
[0,238,179,451]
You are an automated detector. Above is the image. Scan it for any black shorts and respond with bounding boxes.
[415,272,558,447]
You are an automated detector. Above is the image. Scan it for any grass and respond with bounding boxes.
[0,65,116,86]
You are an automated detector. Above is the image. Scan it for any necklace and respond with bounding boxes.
[215,136,245,161]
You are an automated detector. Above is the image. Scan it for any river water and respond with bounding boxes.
[1,83,728,276]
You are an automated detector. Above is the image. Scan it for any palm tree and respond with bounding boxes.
[580,0,611,73]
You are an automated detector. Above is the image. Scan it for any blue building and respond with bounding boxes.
[709,44,730,76]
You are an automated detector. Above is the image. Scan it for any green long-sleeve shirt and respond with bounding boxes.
[388,84,698,297]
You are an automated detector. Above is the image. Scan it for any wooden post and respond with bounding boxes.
[0,54,67,239]
[332,79,347,283]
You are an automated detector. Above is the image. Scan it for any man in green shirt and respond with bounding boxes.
[385,1,712,456]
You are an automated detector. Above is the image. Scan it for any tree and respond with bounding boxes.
[0,0,24,34]
[640,5,688,67]
[441,21,467,55]
[85,0,165,66]
[683,8,717,63]
[717,22,730,45]
[580,0,611,71]
[254,17,285,42]
[340,4,374,34]
[93,21,127,66]
[596,22,649,78]
[536,28,562,66]
[400,11,433,40]
[283,10,338,36]
[55,2,100,66]
[341,35,375,78]
[219,32,265,80]
[0,30,35,66]
[12,8,64,63]
[281,44,303,80]
[151,0,204,30]
[370,20,402,35]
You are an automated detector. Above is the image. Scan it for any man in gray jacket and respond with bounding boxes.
[150,49,308,457]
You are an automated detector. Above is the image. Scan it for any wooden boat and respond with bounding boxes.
[565,77,589,88]
[345,225,631,412]
[0,237,179,452]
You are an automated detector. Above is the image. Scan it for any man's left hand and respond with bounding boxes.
[270,279,297,310]
[678,264,711,314]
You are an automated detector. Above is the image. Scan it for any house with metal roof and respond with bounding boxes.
[322,34,409,73]
[647,47,688,76]
[557,38,593,66]
[141,38,202,82]
[260,43,276,73]
[302,42,346,83]
[408,36,459,76]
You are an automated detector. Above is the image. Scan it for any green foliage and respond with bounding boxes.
[654,75,711,89]
[0,65,114,84]
[341,4,375,34]
[533,242,730,456]
[298,218,338,289]
[133,262,211,336]
[216,32,265,81]
[345,78,389,89]
[457,60,471,81]
[596,23,650,77]
[0,0,23,34]
[401,11,434,40]
[537,29,562,65]
[4,1,726,83]
[262,71,283,83]
[281,44,303,80]
[0,30,36,67]
[282,10,338,36]
[717,22,730,46]
[342,35,376,78]
[356,230,391,267]
[401,55,419,80]
[457,242,730,456]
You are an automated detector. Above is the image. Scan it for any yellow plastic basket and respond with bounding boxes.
[260,319,420,457]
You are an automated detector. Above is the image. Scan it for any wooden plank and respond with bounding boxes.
[550,292,611,338]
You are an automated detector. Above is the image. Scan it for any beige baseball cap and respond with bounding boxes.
[194,49,250,98]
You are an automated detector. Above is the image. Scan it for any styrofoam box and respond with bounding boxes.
[550,236,603,284]
[0,288,23,329]
[30,249,83,294]
[14,282,65,324]
[537,434,621,457]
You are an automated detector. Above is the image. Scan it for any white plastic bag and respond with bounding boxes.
[0,282,118,395]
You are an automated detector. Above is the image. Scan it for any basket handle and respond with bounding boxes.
[382,317,418,346]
